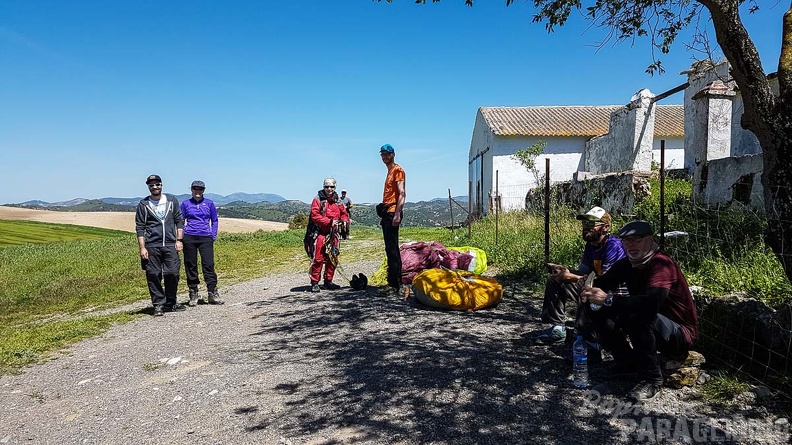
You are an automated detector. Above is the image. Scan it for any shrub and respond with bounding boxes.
[289,213,308,230]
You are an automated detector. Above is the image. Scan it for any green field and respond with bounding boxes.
[0,220,128,247]
[2,209,790,376]
[0,220,426,374]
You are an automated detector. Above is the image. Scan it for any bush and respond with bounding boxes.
[289,213,308,230]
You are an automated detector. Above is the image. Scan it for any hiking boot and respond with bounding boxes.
[208,291,225,305]
[377,285,399,297]
[628,381,662,402]
[323,281,341,290]
[310,283,321,293]
[153,305,164,316]
[164,303,187,312]
[534,326,567,345]
[188,287,199,307]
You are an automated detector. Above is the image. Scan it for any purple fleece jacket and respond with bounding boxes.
[180,197,219,239]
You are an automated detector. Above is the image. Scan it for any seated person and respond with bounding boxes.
[535,206,626,345]
[582,220,699,402]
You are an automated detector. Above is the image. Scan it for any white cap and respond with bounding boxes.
[341,189,347,193]
[575,206,611,224]
[323,177,336,187]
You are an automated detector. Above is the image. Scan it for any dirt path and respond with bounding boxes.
[0,259,787,444]
[0,206,288,233]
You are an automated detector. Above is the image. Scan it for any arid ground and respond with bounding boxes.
[0,205,288,233]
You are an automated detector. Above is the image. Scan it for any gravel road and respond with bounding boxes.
[0,260,788,444]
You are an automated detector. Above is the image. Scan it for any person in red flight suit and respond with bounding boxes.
[308,177,350,293]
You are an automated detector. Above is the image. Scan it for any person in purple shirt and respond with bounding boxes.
[180,180,223,306]
[534,207,626,348]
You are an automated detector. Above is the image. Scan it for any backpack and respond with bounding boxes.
[303,196,327,258]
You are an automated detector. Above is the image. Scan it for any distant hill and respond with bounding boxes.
[19,198,90,207]
[16,192,288,208]
[11,199,135,212]
[9,195,471,227]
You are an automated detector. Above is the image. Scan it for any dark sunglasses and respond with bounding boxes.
[581,220,604,228]
[324,185,336,189]
[191,187,205,191]
[148,183,162,188]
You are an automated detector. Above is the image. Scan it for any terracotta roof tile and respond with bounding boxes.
[480,105,684,138]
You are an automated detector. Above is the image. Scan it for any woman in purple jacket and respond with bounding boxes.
[180,180,223,306]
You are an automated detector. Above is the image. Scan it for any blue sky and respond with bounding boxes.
[0,1,784,205]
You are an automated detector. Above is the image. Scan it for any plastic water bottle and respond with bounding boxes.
[572,335,589,388]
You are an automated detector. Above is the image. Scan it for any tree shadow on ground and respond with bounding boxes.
[231,281,771,444]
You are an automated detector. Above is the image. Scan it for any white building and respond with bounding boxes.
[468,98,684,215]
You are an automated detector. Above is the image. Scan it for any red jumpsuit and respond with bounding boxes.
[309,195,349,284]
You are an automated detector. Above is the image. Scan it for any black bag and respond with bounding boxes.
[350,273,368,291]
[375,203,388,218]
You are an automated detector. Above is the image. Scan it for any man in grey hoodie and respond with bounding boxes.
[135,174,186,316]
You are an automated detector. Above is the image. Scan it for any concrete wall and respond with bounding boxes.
[684,61,778,210]
[695,154,764,208]
[585,89,658,174]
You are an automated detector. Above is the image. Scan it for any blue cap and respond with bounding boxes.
[380,144,394,153]
[191,180,206,189]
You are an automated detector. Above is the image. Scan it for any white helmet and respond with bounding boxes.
[323,177,336,187]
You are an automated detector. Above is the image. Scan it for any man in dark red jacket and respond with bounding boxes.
[308,177,350,292]
[582,220,698,402]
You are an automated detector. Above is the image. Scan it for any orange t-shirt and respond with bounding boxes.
[382,163,405,212]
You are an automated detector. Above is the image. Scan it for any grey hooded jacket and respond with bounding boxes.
[135,194,185,247]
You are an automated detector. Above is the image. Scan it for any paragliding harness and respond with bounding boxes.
[303,196,328,259]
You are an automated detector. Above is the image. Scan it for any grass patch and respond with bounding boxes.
[0,312,141,374]
[0,219,127,247]
[700,372,752,405]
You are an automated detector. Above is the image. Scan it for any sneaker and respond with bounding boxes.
[188,287,199,307]
[323,281,341,290]
[207,291,225,305]
[310,283,321,293]
[534,326,567,345]
[153,305,164,316]
[628,381,662,402]
[164,303,187,312]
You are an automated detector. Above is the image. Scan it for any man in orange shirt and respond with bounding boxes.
[378,143,406,293]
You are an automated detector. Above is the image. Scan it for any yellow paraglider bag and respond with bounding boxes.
[411,268,502,311]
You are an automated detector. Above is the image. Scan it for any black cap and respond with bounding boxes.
[146,174,162,184]
[618,220,654,238]
[191,180,206,189]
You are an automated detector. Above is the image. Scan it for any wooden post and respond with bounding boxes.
[660,139,666,250]
[448,188,454,236]
[495,170,499,245]
[544,158,550,264]
[468,181,472,238]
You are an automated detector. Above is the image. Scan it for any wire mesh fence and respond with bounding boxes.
[495,171,792,396]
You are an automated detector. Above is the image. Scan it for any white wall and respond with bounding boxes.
[652,137,685,170]
[468,111,496,215]
[488,136,588,211]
